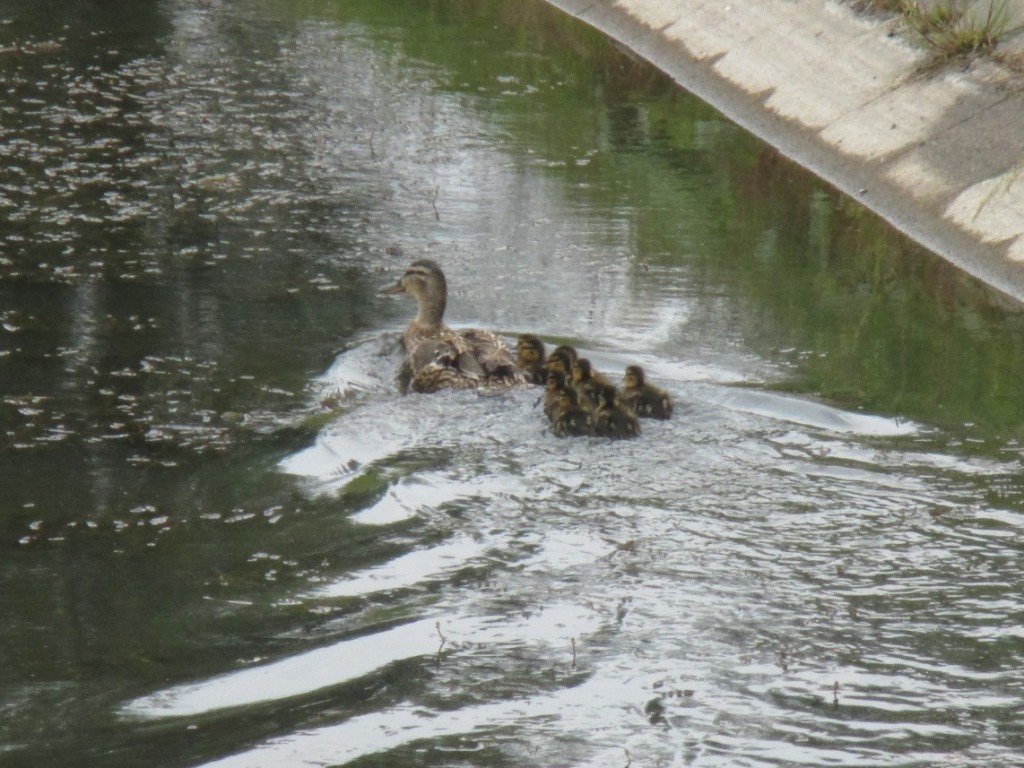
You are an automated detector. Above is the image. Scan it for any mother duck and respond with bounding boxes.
[381,259,524,393]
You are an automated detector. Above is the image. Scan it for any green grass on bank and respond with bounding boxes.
[851,0,1024,63]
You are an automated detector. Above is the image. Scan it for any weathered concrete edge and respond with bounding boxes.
[543,0,1024,305]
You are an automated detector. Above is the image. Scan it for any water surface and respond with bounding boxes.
[3,1,1024,766]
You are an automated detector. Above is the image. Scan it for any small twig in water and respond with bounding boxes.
[435,621,447,665]
[624,748,632,767]
[571,636,577,670]
[431,186,440,220]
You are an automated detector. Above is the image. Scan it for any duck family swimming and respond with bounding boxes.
[382,259,672,437]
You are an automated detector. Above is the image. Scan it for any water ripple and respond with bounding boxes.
[147,332,1017,764]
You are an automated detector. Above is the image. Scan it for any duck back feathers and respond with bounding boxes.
[383,260,525,393]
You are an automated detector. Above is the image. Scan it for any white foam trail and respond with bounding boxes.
[312,535,497,597]
[194,668,648,768]
[123,602,600,720]
[715,389,917,436]
[349,475,485,526]
[316,333,402,398]
[278,421,403,480]
[122,618,445,719]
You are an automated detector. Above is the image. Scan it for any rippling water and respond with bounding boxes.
[4,1,1024,767]
[128,335,1014,768]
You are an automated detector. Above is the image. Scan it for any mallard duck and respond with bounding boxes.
[551,387,594,437]
[381,259,524,393]
[542,370,569,422]
[594,383,640,439]
[570,357,611,410]
[516,334,548,385]
[620,365,673,419]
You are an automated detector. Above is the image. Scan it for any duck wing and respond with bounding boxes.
[401,327,524,392]
[459,329,517,378]
[410,362,481,393]
[408,335,484,376]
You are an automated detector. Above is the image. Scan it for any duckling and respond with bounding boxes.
[381,259,525,393]
[545,347,574,379]
[594,383,640,439]
[570,357,612,410]
[551,345,578,368]
[551,387,595,437]
[620,365,673,419]
[543,370,569,422]
[516,334,548,385]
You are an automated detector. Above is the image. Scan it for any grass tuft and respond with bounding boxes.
[849,0,1023,61]
[903,0,1013,58]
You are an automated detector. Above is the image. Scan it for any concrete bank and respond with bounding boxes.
[544,0,1024,303]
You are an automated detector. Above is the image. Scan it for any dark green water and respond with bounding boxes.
[3,1,1024,766]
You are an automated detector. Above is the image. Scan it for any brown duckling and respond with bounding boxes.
[543,370,569,422]
[381,259,525,393]
[570,357,612,410]
[594,383,640,439]
[516,334,548,385]
[551,345,578,367]
[551,387,595,438]
[620,365,673,419]
[545,347,575,379]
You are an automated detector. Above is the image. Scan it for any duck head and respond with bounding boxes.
[624,365,645,388]
[381,259,448,327]
[550,345,578,366]
[558,386,580,411]
[572,358,594,384]
[516,334,545,366]
[546,348,573,376]
[546,369,567,393]
[595,382,619,410]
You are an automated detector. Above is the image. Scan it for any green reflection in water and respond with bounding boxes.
[287,0,1024,439]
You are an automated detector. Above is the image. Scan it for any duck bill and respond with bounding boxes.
[380,279,405,295]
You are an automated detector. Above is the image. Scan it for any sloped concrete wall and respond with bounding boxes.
[546,0,1024,303]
